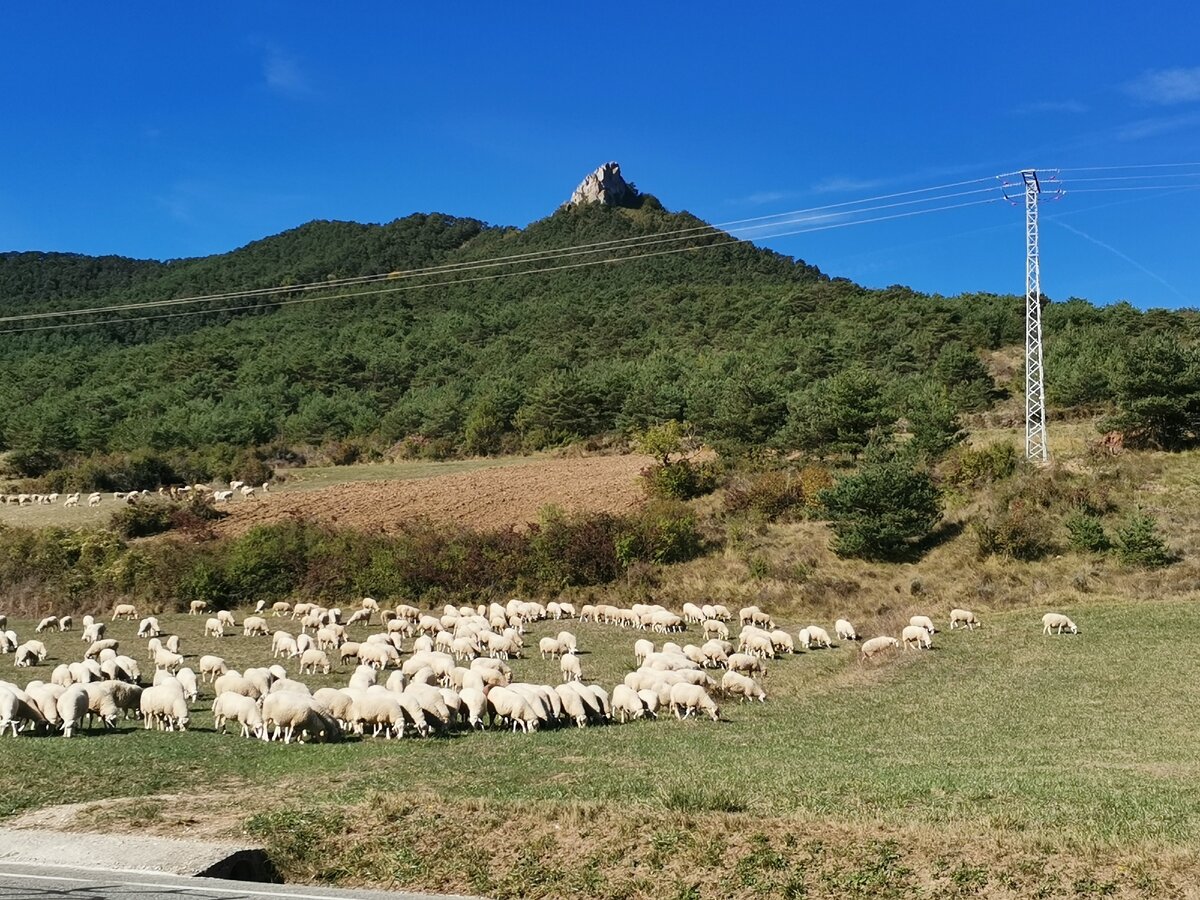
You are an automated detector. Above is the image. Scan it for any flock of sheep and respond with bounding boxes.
[0,480,270,510]
[0,598,1080,742]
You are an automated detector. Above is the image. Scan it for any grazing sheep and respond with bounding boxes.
[175,667,199,702]
[299,649,331,676]
[487,686,539,733]
[271,602,292,617]
[804,626,833,649]
[56,686,89,737]
[214,672,260,700]
[262,693,339,744]
[137,617,161,638]
[35,616,58,633]
[58,616,73,632]
[212,692,264,738]
[669,683,720,722]
[111,604,138,622]
[242,616,270,636]
[538,637,565,659]
[189,600,208,616]
[204,618,224,638]
[164,635,181,654]
[910,615,936,635]
[560,654,582,683]
[611,683,646,723]
[902,625,932,650]
[17,640,48,663]
[199,655,227,682]
[271,632,299,659]
[702,619,729,640]
[1042,613,1078,635]
[153,648,184,673]
[139,681,189,731]
[217,610,237,629]
[81,622,106,644]
[949,608,981,630]
[860,636,899,663]
[835,618,858,641]
[721,670,766,703]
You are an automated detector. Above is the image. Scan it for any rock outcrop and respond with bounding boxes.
[564,162,639,208]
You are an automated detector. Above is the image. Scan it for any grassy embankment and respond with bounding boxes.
[2,594,1199,899]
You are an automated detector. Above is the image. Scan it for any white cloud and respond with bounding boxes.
[263,46,311,97]
[1014,99,1089,115]
[810,176,885,195]
[1125,66,1200,105]
[1116,111,1200,141]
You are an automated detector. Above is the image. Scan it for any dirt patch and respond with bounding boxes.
[214,455,652,537]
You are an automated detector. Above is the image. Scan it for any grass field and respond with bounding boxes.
[3,596,1200,898]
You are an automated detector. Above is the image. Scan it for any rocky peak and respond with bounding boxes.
[564,162,639,208]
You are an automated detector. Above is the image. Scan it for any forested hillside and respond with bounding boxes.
[1,195,1197,485]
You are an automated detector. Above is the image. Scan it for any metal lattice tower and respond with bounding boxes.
[1022,170,1049,463]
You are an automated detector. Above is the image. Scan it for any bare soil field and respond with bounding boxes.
[212,454,652,537]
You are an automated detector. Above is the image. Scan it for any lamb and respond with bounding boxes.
[299,649,331,676]
[1042,613,1078,635]
[242,616,270,636]
[111,604,137,621]
[139,681,190,731]
[669,683,720,722]
[835,618,858,641]
[902,625,932,650]
[949,608,981,630]
[189,600,208,615]
[212,692,264,738]
[721,670,766,703]
[860,635,899,662]
[137,617,161,638]
[204,618,225,638]
[910,615,937,634]
[35,616,58,633]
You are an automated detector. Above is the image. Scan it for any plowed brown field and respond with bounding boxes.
[212,454,653,536]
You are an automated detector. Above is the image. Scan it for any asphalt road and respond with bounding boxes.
[0,863,482,900]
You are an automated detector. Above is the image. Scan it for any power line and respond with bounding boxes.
[0,196,1006,336]
[0,183,1011,325]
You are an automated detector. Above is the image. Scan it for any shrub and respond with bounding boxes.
[1114,512,1174,567]
[724,471,805,520]
[1065,512,1110,553]
[943,442,1020,488]
[641,459,719,501]
[821,458,942,561]
[108,503,177,539]
[973,504,1054,560]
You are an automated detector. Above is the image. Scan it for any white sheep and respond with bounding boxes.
[611,683,646,723]
[902,625,932,650]
[835,618,858,641]
[164,634,181,654]
[188,600,208,616]
[949,608,981,630]
[804,625,833,649]
[538,637,565,659]
[721,670,766,703]
[153,648,184,673]
[56,685,90,737]
[910,615,936,635]
[84,639,119,660]
[669,683,720,722]
[137,617,160,638]
[35,616,58,633]
[175,667,200,702]
[111,604,137,621]
[212,692,264,738]
[217,610,237,629]
[299,649,331,676]
[860,636,899,663]
[263,692,338,744]
[242,616,270,636]
[1042,613,1078,635]
[199,655,227,682]
[139,681,189,731]
[58,615,73,632]
[559,654,582,683]
[204,618,225,638]
[487,686,539,733]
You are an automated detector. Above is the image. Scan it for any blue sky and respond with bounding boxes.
[2,2,1199,308]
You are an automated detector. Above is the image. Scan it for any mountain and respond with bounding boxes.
[0,165,1191,481]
